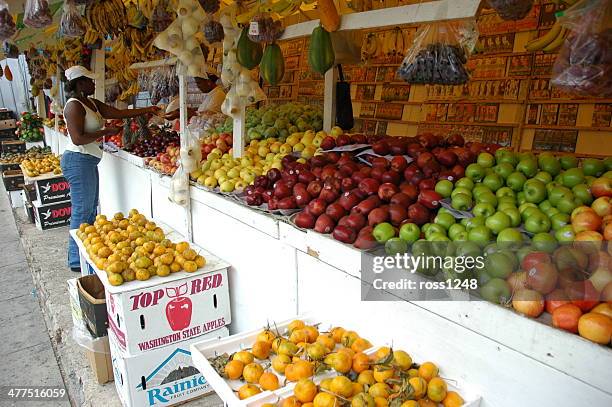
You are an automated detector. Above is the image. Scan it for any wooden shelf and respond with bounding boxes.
[526,150,610,159]
[420,121,519,127]
[523,124,612,131]
[527,99,612,104]
[354,99,420,105]
[423,98,523,104]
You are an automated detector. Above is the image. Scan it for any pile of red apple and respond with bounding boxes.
[244,133,500,248]
[201,132,233,159]
[146,144,180,175]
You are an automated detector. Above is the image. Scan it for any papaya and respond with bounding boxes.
[308,25,335,75]
[236,27,263,70]
[4,65,12,81]
[260,42,284,86]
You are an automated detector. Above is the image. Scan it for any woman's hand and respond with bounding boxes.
[146,105,161,115]
[101,127,121,137]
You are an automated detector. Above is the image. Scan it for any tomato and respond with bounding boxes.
[552,304,582,333]
[545,288,570,314]
[578,313,612,344]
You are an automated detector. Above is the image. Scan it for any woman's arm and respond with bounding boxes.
[91,99,159,120]
[64,101,120,146]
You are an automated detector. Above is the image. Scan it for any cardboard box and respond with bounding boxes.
[2,169,24,191]
[106,267,231,357]
[68,278,84,327]
[69,229,232,357]
[87,336,114,385]
[9,189,23,208]
[78,275,109,338]
[0,119,16,130]
[33,199,71,231]
[110,327,228,407]
[1,140,25,154]
[33,175,71,206]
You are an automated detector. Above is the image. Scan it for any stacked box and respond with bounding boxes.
[24,175,71,231]
[1,140,25,154]
[70,230,232,406]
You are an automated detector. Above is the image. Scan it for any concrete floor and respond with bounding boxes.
[1,183,223,407]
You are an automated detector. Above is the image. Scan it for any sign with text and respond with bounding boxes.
[34,176,71,206]
[33,200,71,231]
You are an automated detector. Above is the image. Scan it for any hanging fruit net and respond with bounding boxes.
[23,0,53,29]
[60,1,86,38]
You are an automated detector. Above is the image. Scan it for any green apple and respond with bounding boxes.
[497,228,524,248]
[462,216,486,231]
[556,197,579,215]
[516,245,535,264]
[438,207,452,216]
[220,180,235,192]
[455,177,474,190]
[519,202,538,214]
[585,175,596,187]
[546,181,560,194]
[554,225,575,242]
[480,278,512,304]
[466,163,485,181]
[427,232,450,243]
[517,191,527,206]
[603,171,612,179]
[532,233,558,253]
[559,155,578,169]
[502,207,521,227]
[507,171,527,192]
[448,223,467,241]
[451,193,472,211]
[373,222,396,243]
[498,196,517,208]
[477,152,495,168]
[554,173,564,184]
[484,252,515,279]
[561,167,585,188]
[498,201,517,213]
[485,211,512,235]
[525,211,552,233]
[550,212,570,230]
[399,223,420,243]
[455,240,482,259]
[521,207,543,222]
[473,185,492,198]
[434,212,456,230]
[496,187,515,199]
[534,171,553,184]
[539,200,553,212]
[549,186,573,206]
[496,148,517,165]
[421,223,433,234]
[493,162,515,180]
[582,158,605,177]
[483,243,500,256]
[517,159,538,178]
[425,224,447,239]
[523,179,547,204]
[477,268,492,286]
[572,184,593,205]
[547,207,560,218]
[473,202,496,218]
[468,225,493,247]
[435,180,454,198]
[385,238,409,256]
[476,192,498,207]
[451,187,473,199]
[605,157,612,171]
[483,173,504,192]
[538,155,561,177]
[498,249,519,270]
[451,231,468,242]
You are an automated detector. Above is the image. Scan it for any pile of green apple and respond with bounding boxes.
[433,150,612,248]
[216,103,324,141]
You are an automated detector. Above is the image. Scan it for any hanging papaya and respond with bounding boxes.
[4,64,12,81]
[318,0,341,32]
[237,26,263,70]
[260,42,284,85]
[308,25,335,75]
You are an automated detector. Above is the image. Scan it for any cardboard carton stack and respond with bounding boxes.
[23,174,72,231]
[70,229,232,407]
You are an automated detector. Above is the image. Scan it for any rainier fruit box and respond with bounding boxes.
[110,327,228,407]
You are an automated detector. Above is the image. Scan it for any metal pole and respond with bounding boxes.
[178,72,193,242]
[232,106,245,158]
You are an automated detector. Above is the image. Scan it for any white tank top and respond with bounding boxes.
[64,98,104,159]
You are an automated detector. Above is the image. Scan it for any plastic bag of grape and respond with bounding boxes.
[551,0,612,98]
[397,19,478,85]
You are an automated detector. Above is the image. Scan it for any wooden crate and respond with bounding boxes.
[2,169,24,191]
[1,140,25,154]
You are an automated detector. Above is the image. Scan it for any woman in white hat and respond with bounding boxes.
[61,65,159,272]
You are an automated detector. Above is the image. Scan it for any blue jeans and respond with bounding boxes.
[60,151,101,269]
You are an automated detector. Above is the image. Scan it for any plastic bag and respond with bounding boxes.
[23,0,52,29]
[0,0,16,40]
[60,1,86,38]
[487,0,534,21]
[551,0,612,98]
[169,164,190,206]
[397,20,477,85]
[180,127,202,173]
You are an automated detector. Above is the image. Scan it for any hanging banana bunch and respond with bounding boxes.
[85,0,128,37]
[524,19,568,53]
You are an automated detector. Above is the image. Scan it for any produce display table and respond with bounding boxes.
[97,151,612,407]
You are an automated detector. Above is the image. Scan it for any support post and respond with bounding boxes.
[232,106,246,158]
[36,93,46,118]
[323,66,338,132]
[54,68,60,132]
[178,73,193,242]
[92,49,105,102]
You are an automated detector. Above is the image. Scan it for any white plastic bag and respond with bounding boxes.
[60,1,86,38]
[23,0,52,28]
[169,164,190,206]
[180,127,202,173]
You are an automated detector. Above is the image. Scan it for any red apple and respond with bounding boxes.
[381,170,401,185]
[321,136,336,150]
[565,280,600,312]
[388,204,408,226]
[307,180,323,197]
[390,156,408,173]
[307,198,327,217]
[372,141,390,155]
[436,150,457,167]
[274,181,292,199]
[390,192,414,207]
[368,207,390,226]
[294,212,316,229]
[378,183,399,202]
[352,195,382,216]
[417,190,442,210]
[418,178,436,191]
[314,214,336,234]
[416,152,435,169]
[338,191,361,211]
[512,289,545,318]
[591,177,612,198]
[447,134,465,146]
[336,134,351,147]
[408,203,430,225]
[359,178,380,196]
[353,227,378,249]
[592,197,612,217]
[319,187,340,204]
[522,252,552,272]
[345,213,367,231]
[399,183,419,201]
[294,189,312,208]
[527,262,559,295]
[325,202,346,222]
[333,225,358,244]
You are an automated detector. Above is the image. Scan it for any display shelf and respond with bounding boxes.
[527,99,612,104]
[424,98,524,104]
[523,124,612,131]
[524,149,610,159]
[421,121,520,127]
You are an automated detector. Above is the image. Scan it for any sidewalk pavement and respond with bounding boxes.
[2,182,222,406]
